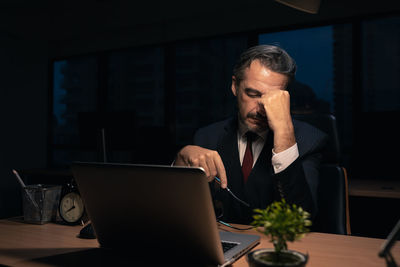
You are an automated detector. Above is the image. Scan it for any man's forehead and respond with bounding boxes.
[244,61,284,78]
[239,77,289,91]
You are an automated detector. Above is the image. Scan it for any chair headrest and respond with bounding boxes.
[293,113,341,164]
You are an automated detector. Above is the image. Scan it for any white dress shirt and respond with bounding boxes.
[237,123,299,174]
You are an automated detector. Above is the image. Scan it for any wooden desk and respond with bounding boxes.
[0,219,399,267]
[0,218,98,266]
[349,179,400,199]
[348,179,400,238]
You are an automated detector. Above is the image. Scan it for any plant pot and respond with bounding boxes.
[247,248,308,267]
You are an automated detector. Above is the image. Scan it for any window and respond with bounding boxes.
[107,46,167,163]
[259,24,353,166]
[52,47,168,166]
[353,16,400,180]
[362,16,400,112]
[174,37,248,145]
[108,47,165,125]
[53,58,98,145]
[52,57,98,165]
[259,26,335,114]
[50,14,400,180]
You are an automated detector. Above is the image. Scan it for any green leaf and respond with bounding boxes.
[250,198,311,254]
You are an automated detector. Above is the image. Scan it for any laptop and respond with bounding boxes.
[71,162,260,266]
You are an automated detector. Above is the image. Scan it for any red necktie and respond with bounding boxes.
[242,132,255,183]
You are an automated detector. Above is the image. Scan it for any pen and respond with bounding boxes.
[12,169,40,210]
[13,169,26,188]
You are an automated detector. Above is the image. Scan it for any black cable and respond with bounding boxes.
[218,220,254,231]
[214,177,250,207]
[214,177,253,230]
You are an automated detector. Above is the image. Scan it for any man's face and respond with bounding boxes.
[232,60,289,133]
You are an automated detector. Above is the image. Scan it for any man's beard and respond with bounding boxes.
[239,112,269,134]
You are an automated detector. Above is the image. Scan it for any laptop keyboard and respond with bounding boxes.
[221,241,239,253]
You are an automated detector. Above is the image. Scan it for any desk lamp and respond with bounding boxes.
[274,0,321,14]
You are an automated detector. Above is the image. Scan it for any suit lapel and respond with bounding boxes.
[217,119,243,195]
[217,121,275,199]
[215,118,276,222]
[215,118,254,223]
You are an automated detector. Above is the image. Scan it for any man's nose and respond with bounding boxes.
[256,102,266,115]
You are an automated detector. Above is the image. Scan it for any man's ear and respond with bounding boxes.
[231,76,238,96]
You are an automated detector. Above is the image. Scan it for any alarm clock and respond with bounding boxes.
[59,180,85,225]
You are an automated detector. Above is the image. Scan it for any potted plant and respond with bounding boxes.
[247,199,312,267]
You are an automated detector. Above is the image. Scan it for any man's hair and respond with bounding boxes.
[233,45,297,86]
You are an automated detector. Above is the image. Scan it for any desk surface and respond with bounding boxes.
[0,218,399,267]
[349,179,400,199]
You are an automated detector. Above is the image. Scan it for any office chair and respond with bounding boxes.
[293,113,351,235]
[314,164,350,235]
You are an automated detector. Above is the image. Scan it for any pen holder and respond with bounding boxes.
[22,184,62,224]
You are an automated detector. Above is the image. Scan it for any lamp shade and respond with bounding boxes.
[274,0,321,14]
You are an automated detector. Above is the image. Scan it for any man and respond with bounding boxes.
[174,45,327,224]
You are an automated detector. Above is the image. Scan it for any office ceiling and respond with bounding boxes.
[1,0,400,50]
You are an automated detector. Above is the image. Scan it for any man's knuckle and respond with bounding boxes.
[190,157,199,165]
[206,152,214,159]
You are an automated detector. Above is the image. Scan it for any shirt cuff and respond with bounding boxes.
[271,143,299,174]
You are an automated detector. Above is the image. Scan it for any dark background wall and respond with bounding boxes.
[48,1,400,57]
[1,0,400,222]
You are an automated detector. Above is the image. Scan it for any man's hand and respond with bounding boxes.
[174,145,227,188]
[259,90,296,153]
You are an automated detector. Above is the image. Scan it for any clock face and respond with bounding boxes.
[59,192,84,224]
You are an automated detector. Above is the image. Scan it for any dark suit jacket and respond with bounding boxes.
[193,116,328,224]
